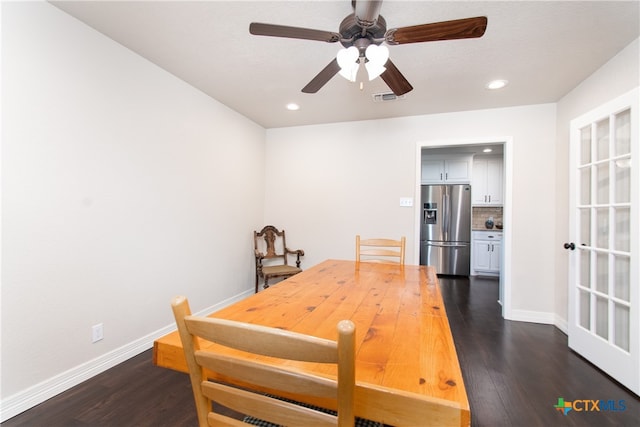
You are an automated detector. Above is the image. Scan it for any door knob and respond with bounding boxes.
[564,242,576,250]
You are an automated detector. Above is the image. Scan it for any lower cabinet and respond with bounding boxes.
[471,231,502,276]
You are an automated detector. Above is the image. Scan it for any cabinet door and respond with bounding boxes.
[486,158,503,205]
[473,240,492,271]
[421,160,445,183]
[444,159,470,183]
[489,241,501,271]
[471,159,489,204]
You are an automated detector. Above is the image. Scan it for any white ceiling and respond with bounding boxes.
[51,1,639,129]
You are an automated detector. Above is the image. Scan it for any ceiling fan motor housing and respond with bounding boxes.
[339,13,387,53]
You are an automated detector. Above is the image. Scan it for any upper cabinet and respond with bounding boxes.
[421,155,472,184]
[472,156,503,205]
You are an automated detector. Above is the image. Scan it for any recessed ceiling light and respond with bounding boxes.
[286,103,300,111]
[483,148,493,153]
[486,79,508,90]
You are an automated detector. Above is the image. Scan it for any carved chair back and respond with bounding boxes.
[255,225,289,265]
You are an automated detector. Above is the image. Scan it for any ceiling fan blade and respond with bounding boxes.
[302,58,341,93]
[250,23,340,43]
[380,59,413,96]
[386,16,487,45]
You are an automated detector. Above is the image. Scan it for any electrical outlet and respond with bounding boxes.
[92,323,104,343]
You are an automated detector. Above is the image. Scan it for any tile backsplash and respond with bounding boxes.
[472,206,503,230]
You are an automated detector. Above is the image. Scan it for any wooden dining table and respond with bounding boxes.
[153,259,470,427]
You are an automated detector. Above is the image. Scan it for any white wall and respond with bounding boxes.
[554,38,640,324]
[1,0,265,413]
[265,103,557,317]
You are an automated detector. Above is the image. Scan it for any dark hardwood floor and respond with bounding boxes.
[2,276,638,426]
[439,276,639,427]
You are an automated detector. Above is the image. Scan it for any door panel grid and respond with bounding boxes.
[576,107,632,353]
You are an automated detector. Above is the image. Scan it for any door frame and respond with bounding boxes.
[415,137,514,320]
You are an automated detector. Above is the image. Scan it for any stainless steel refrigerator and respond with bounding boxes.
[420,184,471,275]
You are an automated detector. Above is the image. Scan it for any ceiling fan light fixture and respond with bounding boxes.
[337,46,360,82]
[365,44,389,65]
[364,44,389,80]
[338,66,359,82]
[365,62,386,81]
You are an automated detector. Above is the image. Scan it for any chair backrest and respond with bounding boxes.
[171,296,356,427]
[254,225,289,265]
[356,235,406,265]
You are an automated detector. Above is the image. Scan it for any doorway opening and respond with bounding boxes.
[415,137,514,320]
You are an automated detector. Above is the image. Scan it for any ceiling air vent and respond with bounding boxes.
[372,92,406,102]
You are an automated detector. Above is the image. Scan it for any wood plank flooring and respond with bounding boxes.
[2,276,638,426]
[439,276,639,427]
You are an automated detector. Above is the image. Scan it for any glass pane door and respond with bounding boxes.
[577,109,632,350]
[569,88,638,395]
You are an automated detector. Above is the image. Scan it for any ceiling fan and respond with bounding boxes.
[249,0,487,96]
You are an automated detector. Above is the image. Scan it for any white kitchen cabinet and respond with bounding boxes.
[471,231,502,276]
[421,156,472,184]
[472,156,503,205]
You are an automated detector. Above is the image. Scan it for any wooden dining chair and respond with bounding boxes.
[171,296,357,427]
[356,235,406,265]
[254,225,304,292]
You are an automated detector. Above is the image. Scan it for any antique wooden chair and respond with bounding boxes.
[254,225,304,292]
[356,235,406,265]
[171,295,357,427]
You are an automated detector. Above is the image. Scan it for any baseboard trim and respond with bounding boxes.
[507,309,570,336]
[554,315,569,335]
[507,309,556,325]
[0,289,253,423]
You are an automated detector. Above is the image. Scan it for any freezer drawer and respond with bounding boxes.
[421,242,470,276]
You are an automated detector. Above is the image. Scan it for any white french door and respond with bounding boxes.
[567,88,639,395]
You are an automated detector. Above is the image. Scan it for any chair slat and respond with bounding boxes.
[195,351,338,398]
[185,316,338,362]
[207,412,247,426]
[203,382,337,427]
[356,235,406,265]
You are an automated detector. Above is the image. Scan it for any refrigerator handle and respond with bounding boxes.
[443,192,449,240]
